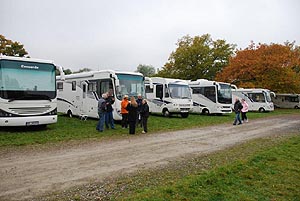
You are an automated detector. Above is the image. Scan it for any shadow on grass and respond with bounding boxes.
[0,125,48,133]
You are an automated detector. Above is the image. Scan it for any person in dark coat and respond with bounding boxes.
[140,99,150,133]
[126,96,138,134]
[136,94,143,127]
[233,98,243,125]
[96,93,107,132]
[105,90,115,129]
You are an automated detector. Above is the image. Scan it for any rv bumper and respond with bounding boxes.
[0,115,57,126]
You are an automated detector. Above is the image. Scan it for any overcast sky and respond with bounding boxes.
[1,0,299,72]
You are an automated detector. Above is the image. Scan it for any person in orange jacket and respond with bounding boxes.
[121,95,129,128]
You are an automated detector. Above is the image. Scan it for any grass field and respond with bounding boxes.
[0,109,299,147]
[117,134,300,201]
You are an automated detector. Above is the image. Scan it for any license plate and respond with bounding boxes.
[26,121,39,126]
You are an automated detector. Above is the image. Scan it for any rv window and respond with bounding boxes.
[192,87,201,94]
[99,80,113,97]
[57,82,63,90]
[248,93,265,102]
[145,85,153,93]
[72,81,76,91]
[88,82,97,92]
[203,87,216,103]
[286,96,299,102]
[165,84,170,98]
[156,84,163,99]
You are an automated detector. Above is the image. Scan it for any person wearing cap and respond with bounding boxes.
[136,94,143,127]
[121,95,129,129]
[96,93,107,132]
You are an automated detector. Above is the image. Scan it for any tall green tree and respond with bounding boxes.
[0,35,29,57]
[135,64,156,77]
[157,34,235,80]
[73,68,92,73]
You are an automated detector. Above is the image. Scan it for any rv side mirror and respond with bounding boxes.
[56,65,65,81]
[116,86,120,93]
[115,79,120,87]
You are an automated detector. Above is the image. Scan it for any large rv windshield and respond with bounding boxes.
[168,84,191,99]
[116,73,145,100]
[217,83,232,104]
[0,60,56,100]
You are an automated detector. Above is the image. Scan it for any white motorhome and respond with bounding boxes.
[145,77,193,118]
[272,93,300,109]
[188,79,232,115]
[56,70,145,120]
[232,88,274,112]
[0,56,65,126]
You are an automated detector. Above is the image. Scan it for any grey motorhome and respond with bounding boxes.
[272,93,300,109]
[0,56,65,126]
[56,70,145,120]
[145,77,193,118]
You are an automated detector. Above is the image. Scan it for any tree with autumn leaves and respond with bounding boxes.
[216,42,300,93]
[0,35,29,57]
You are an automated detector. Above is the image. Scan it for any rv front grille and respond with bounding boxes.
[179,104,191,107]
[9,106,52,115]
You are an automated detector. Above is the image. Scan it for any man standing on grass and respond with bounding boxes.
[96,93,107,132]
[233,97,243,125]
[105,89,115,129]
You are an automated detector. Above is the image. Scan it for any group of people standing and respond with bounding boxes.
[233,98,249,125]
[96,92,149,135]
[120,94,149,134]
[96,90,115,132]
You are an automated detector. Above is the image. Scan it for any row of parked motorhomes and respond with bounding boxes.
[0,56,299,126]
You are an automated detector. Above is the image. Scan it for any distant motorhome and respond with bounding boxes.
[56,70,145,120]
[188,79,232,115]
[272,93,300,109]
[232,87,274,112]
[145,77,193,118]
[0,56,65,126]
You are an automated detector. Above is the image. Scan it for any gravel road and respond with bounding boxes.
[0,115,300,200]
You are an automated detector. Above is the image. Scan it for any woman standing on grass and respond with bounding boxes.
[241,98,249,123]
[126,96,138,134]
[140,99,149,134]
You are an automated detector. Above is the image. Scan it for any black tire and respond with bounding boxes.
[181,113,189,118]
[258,108,265,112]
[295,106,299,109]
[202,109,209,115]
[163,109,170,117]
[67,110,73,118]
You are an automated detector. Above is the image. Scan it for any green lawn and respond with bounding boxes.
[0,109,299,147]
[119,134,300,201]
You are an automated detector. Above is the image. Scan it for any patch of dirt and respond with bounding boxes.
[1,115,300,200]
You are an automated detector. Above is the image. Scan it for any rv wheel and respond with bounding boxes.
[259,108,265,113]
[202,109,209,115]
[295,106,299,109]
[67,110,73,118]
[163,109,170,117]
